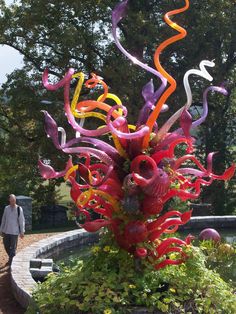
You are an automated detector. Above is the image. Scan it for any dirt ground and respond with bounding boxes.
[0,233,60,314]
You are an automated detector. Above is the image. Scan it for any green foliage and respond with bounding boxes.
[0,69,66,217]
[168,197,190,213]
[27,234,236,314]
[199,239,236,287]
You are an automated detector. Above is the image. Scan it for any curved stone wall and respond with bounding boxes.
[11,229,98,309]
[179,215,236,230]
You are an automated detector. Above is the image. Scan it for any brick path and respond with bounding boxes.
[0,233,59,314]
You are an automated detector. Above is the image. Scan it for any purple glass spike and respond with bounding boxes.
[42,110,60,149]
[180,109,192,137]
[112,0,129,26]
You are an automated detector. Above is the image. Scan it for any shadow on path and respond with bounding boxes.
[0,232,60,314]
[0,268,25,314]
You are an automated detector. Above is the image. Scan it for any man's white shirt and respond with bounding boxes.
[0,205,25,235]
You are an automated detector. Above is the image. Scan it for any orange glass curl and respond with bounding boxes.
[143,0,190,148]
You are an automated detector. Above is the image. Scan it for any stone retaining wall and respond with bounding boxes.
[179,215,236,230]
[11,229,98,309]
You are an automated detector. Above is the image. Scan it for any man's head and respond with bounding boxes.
[9,194,16,206]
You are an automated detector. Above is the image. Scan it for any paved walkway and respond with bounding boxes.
[0,233,59,314]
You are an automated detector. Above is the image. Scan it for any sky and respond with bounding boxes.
[0,0,23,85]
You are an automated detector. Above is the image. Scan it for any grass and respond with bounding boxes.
[56,182,71,204]
[26,182,76,235]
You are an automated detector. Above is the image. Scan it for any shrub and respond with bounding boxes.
[26,236,236,314]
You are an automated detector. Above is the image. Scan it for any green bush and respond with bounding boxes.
[26,237,236,314]
[199,240,236,287]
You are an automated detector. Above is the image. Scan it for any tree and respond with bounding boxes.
[0,68,63,219]
[0,0,235,214]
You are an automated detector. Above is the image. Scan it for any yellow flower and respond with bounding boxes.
[169,253,177,259]
[91,246,101,254]
[128,284,136,289]
[103,246,111,252]
[103,309,112,314]
[169,288,176,293]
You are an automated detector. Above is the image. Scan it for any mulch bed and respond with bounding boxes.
[0,233,60,314]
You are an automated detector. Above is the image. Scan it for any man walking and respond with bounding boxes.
[0,194,25,265]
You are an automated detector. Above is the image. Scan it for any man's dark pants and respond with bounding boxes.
[3,233,18,263]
